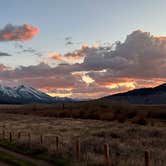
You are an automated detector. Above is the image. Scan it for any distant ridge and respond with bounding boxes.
[102,83,166,104]
[0,85,73,104]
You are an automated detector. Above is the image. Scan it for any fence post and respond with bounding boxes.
[2,130,5,140]
[145,150,149,166]
[62,103,64,110]
[76,138,81,161]
[18,132,21,140]
[9,132,12,142]
[104,143,111,165]
[56,136,59,151]
[27,132,31,144]
[40,135,43,145]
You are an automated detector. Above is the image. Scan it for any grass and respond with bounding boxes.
[1,100,166,123]
[0,139,72,166]
[0,150,36,166]
[0,114,165,165]
[0,139,47,155]
[37,153,72,166]
[0,101,166,165]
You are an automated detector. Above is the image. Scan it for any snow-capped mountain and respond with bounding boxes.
[0,85,70,104]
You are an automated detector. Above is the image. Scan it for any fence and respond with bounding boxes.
[0,127,152,166]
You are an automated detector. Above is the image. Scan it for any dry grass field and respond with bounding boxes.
[0,111,165,166]
[0,100,165,165]
[1,100,166,124]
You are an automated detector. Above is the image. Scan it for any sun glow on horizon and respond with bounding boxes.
[102,81,136,89]
[47,92,72,97]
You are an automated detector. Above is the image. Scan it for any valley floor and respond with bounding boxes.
[0,113,165,165]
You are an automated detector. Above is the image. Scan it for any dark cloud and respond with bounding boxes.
[0,52,12,56]
[60,30,166,79]
[65,36,74,46]
[65,41,74,46]
[22,48,37,53]
[90,30,166,79]
[48,45,99,62]
[14,43,42,56]
[47,30,166,97]
[14,43,23,49]
[65,37,72,40]
[0,63,81,89]
[0,24,39,41]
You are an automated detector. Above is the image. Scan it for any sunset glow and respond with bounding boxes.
[102,82,136,89]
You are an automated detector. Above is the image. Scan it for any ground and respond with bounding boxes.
[0,113,165,165]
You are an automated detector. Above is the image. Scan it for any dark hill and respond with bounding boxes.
[103,83,166,104]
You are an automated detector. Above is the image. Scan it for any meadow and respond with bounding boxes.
[0,99,165,165]
[1,99,166,124]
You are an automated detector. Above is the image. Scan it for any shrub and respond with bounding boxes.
[131,116,148,125]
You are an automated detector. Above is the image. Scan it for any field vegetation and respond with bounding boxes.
[0,100,165,165]
[1,99,166,124]
[0,112,164,165]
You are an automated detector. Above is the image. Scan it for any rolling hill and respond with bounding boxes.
[103,83,166,104]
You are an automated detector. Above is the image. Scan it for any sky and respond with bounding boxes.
[0,0,166,98]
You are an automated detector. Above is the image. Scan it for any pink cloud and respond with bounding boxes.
[0,64,10,71]
[0,24,39,41]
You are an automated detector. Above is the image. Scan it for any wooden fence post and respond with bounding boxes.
[18,132,21,140]
[104,143,111,165]
[27,132,31,144]
[76,138,81,161]
[56,136,59,151]
[2,130,5,140]
[9,132,12,142]
[62,103,64,110]
[145,150,149,166]
[40,135,43,145]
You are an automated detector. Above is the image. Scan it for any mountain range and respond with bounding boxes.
[0,85,72,104]
[103,83,166,104]
[1,83,166,104]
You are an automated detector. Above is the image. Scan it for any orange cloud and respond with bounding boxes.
[155,36,166,41]
[47,44,100,62]
[81,43,100,49]
[0,24,39,41]
[40,86,72,97]
[66,55,83,61]
[0,64,10,71]
[40,86,73,91]
[48,52,83,62]
[100,81,135,89]
[48,52,63,61]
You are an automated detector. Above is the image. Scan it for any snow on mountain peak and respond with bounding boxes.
[0,85,53,103]
[0,85,73,104]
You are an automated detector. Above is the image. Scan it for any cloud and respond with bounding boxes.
[48,44,99,62]
[65,37,72,40]
[65,36,74,46]
[82,30,166,80]
[14,43,42,56]
[45,30,166,97]
[48,52,64,61]
[0,24,39,41]
[0,52,12,56]
[0,63,81,89]
[65,41,74,45]
[0,64,10,71]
